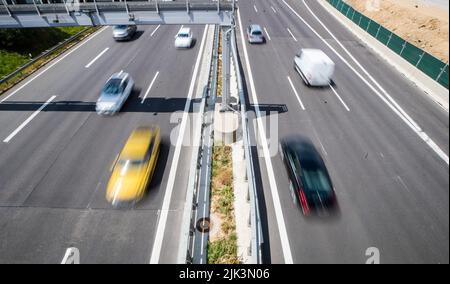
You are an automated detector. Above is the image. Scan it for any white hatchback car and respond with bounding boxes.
[175,27,193,48]
[96,71,134,115]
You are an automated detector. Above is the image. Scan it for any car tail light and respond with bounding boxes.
[299,190,310,215]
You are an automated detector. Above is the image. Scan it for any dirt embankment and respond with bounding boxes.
[344,0,449,62]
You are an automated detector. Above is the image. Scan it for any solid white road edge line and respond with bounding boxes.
[0,27,108,104]
[85,47,109,68]
[287,76,306,110]
[141,71,160,104]
[282,0,449,165]
[237,9,294,264]
[149,25,209,264]
[3,95,57,143]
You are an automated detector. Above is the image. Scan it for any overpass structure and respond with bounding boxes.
[0,0,235,28]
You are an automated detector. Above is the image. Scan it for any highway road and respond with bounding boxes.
[0,24,207,263]
[237,0,449,263]
[0,0,448,264]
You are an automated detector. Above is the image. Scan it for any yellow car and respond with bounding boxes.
[106,126,161,207]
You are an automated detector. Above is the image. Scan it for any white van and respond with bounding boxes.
[294,49,335,87]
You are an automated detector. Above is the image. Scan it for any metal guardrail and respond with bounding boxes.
[230,27,263,264]
[0,27,92,86]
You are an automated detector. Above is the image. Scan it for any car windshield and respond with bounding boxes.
[178,33,189,38]
[252,30,262,36]
[115,25,127,30]
[117,159,144,168]
[300,160,332,193]
[103,78,123,96]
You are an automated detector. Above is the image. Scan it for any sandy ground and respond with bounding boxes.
[344,0,449,62]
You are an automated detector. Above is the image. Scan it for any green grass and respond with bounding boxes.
[0,50,29,78]
[0,27,86,78]
[1,27,96,94]
[208,233,240,264]
[208,145,240,264]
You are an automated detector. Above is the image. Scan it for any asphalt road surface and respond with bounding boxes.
[0,0,448,264]
[0,24,206,263]
[237,0,448,264]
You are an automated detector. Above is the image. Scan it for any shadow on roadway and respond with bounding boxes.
[0,92,198,114]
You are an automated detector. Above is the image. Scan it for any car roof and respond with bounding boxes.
[300,49,334,64]
[178,27,191,34]
[249,24,262,31]
[109,70,129,81]
[120,127,158,160]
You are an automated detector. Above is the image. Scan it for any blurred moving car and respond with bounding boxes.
[247,24,265,43]
[280,136,337,216]
[174,27,193,48]
[96,71,134,115]
[294,49,335,86]
[112,25,137,41]
[106,126,161,207]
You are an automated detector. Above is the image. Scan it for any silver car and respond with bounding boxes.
[112,25,137,41]
[96,71,134,115]
[247,24,264,44]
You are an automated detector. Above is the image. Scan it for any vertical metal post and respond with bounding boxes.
[415,51,426,67]
[124,0,129,15]
[155,0,159,14]
[93,0,99,16]
[186,0,189,14]
[217,0,220,13]
[32,0,41,16]
[375,25,381,39]
[221,26,231,112]
[436,62,448,82]
[2,0,12,17]
[386,32,393,47]
[366,19,371,31]
[62,0,70,15]
[400,41,407,56]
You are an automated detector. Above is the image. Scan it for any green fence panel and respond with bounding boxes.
[327,0,448,89]
[367,21,381,37]
[376,26,392,45]
[401,42,423,66]
[437,65,449,89]
[417,53,446,79]
[359,14,371,31]
[387,33,405,55]
[350,10,361,25]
